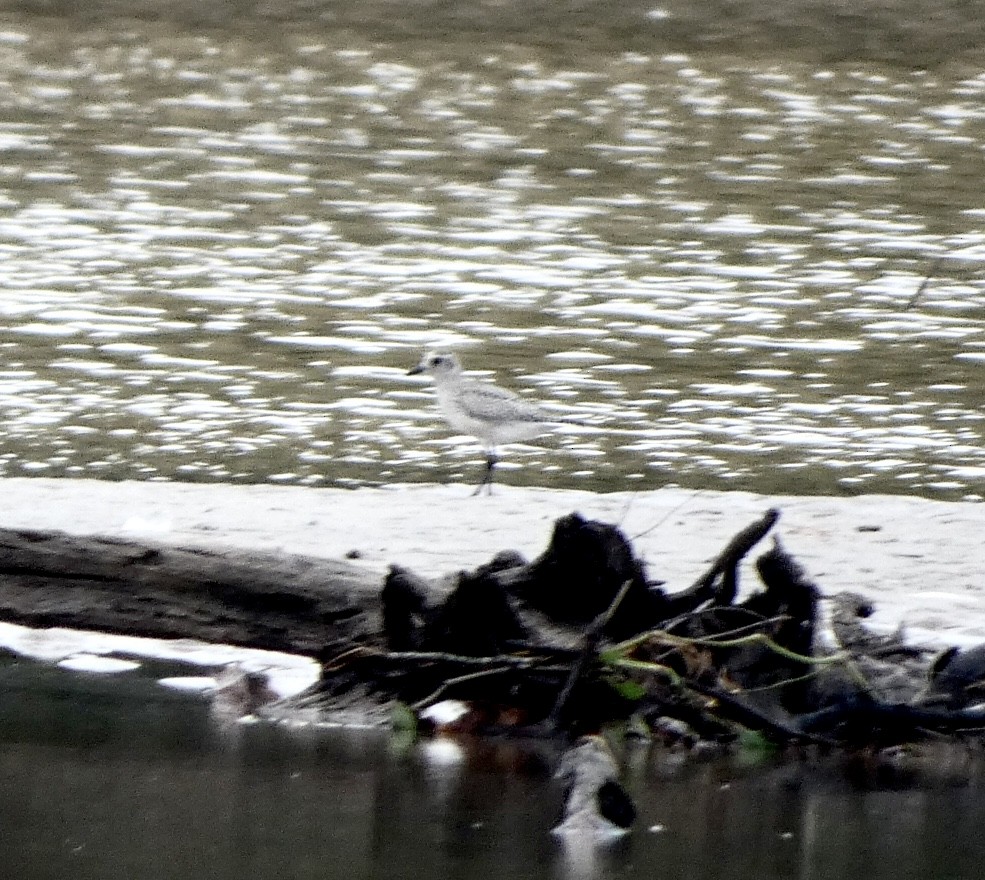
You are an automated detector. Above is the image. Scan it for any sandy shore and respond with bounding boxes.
[0,477,982,652]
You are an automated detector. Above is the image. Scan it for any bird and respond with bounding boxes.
[408,350,565,495]
[553,735,636,837]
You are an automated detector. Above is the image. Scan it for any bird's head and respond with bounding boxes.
[408,351,463,378]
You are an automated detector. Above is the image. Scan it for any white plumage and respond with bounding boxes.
[409,351,560,494]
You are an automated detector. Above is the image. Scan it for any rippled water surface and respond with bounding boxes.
[0,7,984,498]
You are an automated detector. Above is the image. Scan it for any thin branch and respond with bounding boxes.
[545,579,634,730]
[606,657,683,688]
[410,666,515,712]
[905,255,945,310]
[599,578,635,629]
[322,646,547,671]
[688,679,833,744]
[690,507,780,603]
[734,669,822,694]
[320,645,378,672]
[609,616,795,658]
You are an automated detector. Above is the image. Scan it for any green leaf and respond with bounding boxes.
[735,727,778,766]
[599,647,624,665]
[612,679,647,702]
[390,702,418,733]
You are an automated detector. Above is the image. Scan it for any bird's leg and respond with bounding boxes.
[473,451,497,496]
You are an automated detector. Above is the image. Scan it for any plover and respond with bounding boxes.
[408,351,563,495]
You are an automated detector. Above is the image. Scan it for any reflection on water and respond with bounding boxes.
[3,660,985,880]
[0,10,983,498]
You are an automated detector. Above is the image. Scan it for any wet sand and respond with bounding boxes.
[0,477,982,651]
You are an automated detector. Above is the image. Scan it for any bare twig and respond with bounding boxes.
[613,629,847,667]
[687,679,833,744]
[322,647,548,671]
[410,666,515,712]
[690,508,780,604]
[905,255,944,311]
[545,579,634,731]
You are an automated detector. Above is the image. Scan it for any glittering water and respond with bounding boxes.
[0,15,984,498]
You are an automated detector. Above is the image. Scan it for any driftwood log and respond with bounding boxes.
[0,528,381,655]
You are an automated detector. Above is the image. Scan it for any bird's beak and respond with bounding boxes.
[408,364,424,375]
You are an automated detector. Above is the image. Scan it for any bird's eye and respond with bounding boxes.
[431,356,445,367]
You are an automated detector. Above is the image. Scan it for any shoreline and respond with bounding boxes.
[0,477,981,652]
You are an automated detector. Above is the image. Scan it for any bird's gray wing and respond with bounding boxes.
[456,380,547,423]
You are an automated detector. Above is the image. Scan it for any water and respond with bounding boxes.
[2,657,985,880]
[0,5,982,498]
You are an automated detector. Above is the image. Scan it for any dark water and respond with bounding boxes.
[0,3,983,498]
[2,660,985,880]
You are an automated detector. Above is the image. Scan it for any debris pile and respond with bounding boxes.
[303,508,985,751]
